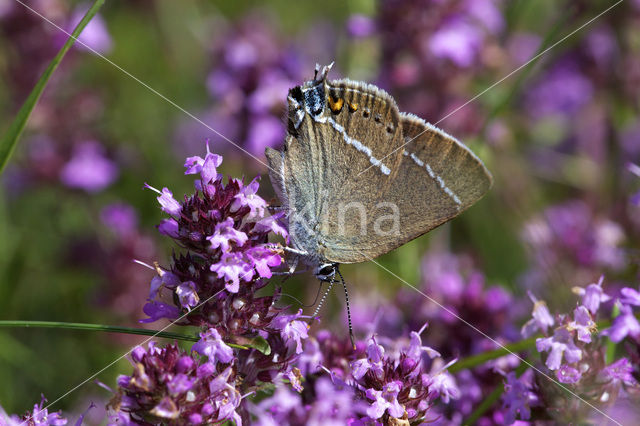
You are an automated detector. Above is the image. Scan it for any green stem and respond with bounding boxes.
[449,337,537,373]
[0,320,251,350]
[0,320,198,341]
[0,0,106,173]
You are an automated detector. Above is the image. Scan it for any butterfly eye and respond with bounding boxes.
[289,86,304,103]
[316,263,336,281]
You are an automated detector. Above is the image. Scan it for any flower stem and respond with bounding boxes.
[0,320,198,341]
[0,320,249,349]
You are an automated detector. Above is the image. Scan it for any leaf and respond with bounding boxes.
[0,0,106,173]
[235,335,272,355]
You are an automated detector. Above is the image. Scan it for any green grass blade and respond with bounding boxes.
[0,0,106,173]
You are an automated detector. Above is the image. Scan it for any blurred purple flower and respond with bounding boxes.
[429,18,482,68]
[599,358,638,388]
[567,306,596,343]
[0,395,68,426]
[502,370,539,424]
[621,286,640,307]
[526,61,594,118]
[603,304,640,343]
[245,115,285,157]
[572,276,611,314]
[466,0,504,34]
[521,292,555,338]
[536,327,582,370]
[557,364,582,384]
[100,203,138,237]
[68,5,112,54]
[59,141,118,192]
[347,14,376,38]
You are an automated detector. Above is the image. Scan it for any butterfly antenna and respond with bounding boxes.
[312,277,335,318]
[337,267,356,350]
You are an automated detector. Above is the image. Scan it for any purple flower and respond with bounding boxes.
[148,269,181,299]
[521,292,555,338]
[307,377,358,424]
[407,330,441,361]
[60,141,118,192]
[428,368,460,404]
[526,62,594,118]
[253,212,288,240]
[599,358,639,388]
[365,381,404,419]
[68,6,113,54]
[184,142,222,184]
[466,0,504,34]
[347,14,376,38]
[429,19,482,68]
[536,327,582,370]
[602,304,640,343]
[100,203,138,236]
[210,251,254,293]
[158,218,179,238]
[557,364,582,384]
[352,337,385,380]
[230,178,268,218]
[567,305,596,343]
[0,395,68,426]
[572,276,611,314]
[193,328,235,365]
[246,116,285,157]
[271,309,309,354]
[176,281,199,310]
[502,370,539,424]
[140,300,181,323]
[246,246,282,278]
[208,367,242,425]
[207,217,248,252]
[620,286,640,307]
[145,184,182,217]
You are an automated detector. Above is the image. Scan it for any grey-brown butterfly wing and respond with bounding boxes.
[321,112,492,263]
[267,77,406,263]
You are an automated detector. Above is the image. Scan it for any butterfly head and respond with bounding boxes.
[314,262,338,282]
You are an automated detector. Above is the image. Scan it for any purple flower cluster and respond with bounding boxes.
[108,342,242,425]
[108,143,320,423]
[253,327,458,424]
[0,395,69,426]
[503,277,640,423]
[141,142,287,333]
